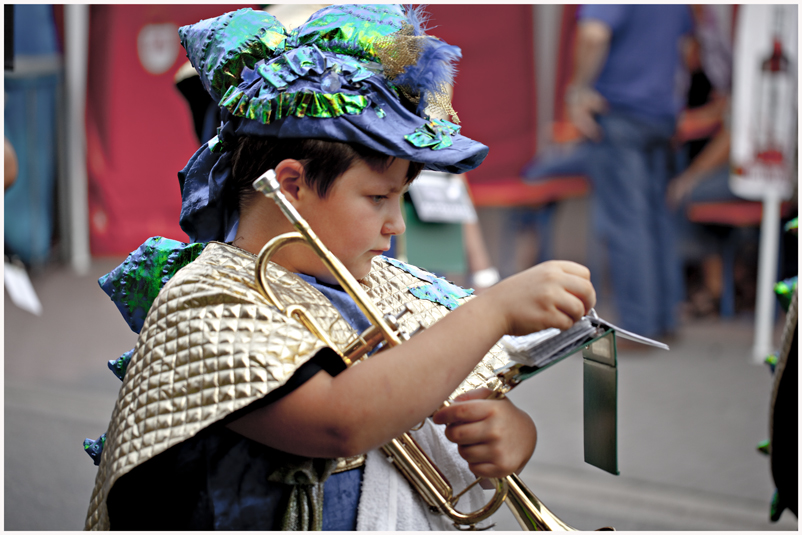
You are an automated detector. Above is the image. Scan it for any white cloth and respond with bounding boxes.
[356,419,493,531]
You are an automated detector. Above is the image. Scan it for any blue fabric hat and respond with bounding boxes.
[176,5,489,243]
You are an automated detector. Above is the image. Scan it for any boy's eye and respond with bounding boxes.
[370,195,388,203]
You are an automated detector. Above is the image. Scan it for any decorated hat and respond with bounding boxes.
[176,5,489,243]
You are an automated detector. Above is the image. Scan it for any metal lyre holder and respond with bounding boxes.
[252,170,614,530]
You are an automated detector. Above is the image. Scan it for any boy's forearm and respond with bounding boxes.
[228,292,509,458]
[228,261,593,459]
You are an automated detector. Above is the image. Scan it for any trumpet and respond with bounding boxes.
[252,170,613,531]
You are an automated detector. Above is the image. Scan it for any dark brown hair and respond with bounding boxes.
[231,136,424,213]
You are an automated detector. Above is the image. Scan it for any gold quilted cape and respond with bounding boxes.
[84,242,509,530]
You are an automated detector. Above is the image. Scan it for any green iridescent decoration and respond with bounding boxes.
[108,349,134,381]
[253,44,375,94]
[207,135,224,153]
[774,276,797,312]
[764,353,778,373]
[784,218,798,232]
[98,237,207,334]
[404,118,461,151]
[770,489,788,522]
[757,439,771,455]
[84,433,106,466]
[220,86,369,124]
[291,5,405,63]
[258,51,307,90]
[187,9,288,101]
[384,256,473,310]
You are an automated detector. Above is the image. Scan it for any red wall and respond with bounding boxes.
[86,5,538,255]
[425,5,538,185]
[86,5,252,256]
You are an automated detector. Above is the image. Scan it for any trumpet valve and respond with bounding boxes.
[400,322,426,341]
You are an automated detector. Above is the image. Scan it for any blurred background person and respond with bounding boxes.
[4,4,62,268]
[566,5,693,341]
[5,135,18,190]
[668,5,740,318]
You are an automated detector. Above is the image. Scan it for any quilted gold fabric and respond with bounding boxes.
[359,256,510,397]
[85,242,510,530]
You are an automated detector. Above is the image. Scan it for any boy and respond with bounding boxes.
[85,5,595,531]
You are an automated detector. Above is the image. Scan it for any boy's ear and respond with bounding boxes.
[274,159,306,203]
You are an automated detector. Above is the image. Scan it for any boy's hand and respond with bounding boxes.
[489,260,596,336]
[432,388,537,479]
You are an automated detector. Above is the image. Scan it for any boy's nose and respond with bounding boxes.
[383,203,406,236]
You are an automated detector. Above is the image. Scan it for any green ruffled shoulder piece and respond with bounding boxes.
[98,237,208,334]
[86,238,207,467]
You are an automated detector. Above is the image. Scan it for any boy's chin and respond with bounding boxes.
[345,260,374,282]
[310,254,374,283]
[310,264,370,284]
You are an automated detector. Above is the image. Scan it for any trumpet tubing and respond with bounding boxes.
[252,170,613,531]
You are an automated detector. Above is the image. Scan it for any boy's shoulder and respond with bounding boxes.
[99,239,303,336]
[164,240,255,289]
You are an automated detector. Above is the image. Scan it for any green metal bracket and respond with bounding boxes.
[583,330,619,475]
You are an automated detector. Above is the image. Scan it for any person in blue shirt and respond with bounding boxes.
[567,5,693,340]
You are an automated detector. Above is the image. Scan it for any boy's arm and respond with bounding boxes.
[227,260,594,463]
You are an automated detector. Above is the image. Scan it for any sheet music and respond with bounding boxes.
[501,318,597,367]
[500,310,668,370]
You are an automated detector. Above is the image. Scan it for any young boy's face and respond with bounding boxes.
[296,157,410,282]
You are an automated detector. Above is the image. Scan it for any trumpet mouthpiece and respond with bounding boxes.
[253,170,279,195]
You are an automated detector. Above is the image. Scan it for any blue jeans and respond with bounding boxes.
[584,112,681,337]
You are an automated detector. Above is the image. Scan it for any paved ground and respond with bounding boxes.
[4,254,798,531]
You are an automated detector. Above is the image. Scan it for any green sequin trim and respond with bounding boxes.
[108,349,135,381]
[404,118,461,151]
[383,256,473,310]
[770,489,787,522]
[83,434,106,466]
[207,135,223,153]
[254,45,376,93]
[774,276,797,312]
[220,86,369,124]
